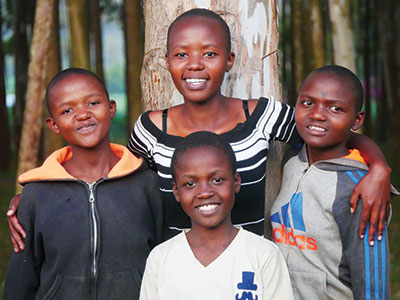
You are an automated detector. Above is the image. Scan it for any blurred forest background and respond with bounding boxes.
[0,0,399,297]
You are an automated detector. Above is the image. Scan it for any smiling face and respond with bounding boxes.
[172,146,241,231]
[46,73,116,150]
[166,16,235,103]
[295,72,364,162]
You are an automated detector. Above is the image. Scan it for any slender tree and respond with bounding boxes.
[16,0,54,191]
[377,0,400,169]
[67,0,90,69]
[141,0,281,238]
[328,0,356,72]
[309,0,325,68]
[42,0,63,159]
[11,0,35,151]
[124,0,144,131]
[90,0,104,79]
[290,0,306,98]
[0,2,11,170]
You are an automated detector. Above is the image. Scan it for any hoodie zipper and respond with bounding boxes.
[87,182,99,300]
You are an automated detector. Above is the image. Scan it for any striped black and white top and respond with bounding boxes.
[128,97,302,240]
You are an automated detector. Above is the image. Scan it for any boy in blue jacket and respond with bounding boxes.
[270,65,397,299]
[2,68,163,300]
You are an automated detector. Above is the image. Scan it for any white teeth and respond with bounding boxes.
[185,78,206,85]
[198,204,218,212]
[308,125,326,132]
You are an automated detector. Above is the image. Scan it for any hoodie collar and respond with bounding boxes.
[19,143,142,184]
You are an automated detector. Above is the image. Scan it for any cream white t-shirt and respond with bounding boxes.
[139,227,293,300]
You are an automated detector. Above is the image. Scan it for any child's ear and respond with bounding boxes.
[109,100,117,119]
[234,172,241,194]
[172,182,181,203]
[225,52,235,72]
[165,53,170,71]
[351,111,365,132]
[46,117,60,134]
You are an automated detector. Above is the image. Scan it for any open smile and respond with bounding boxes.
[195,203,220,215]
[307,125,327,134]
[184,78,208,89]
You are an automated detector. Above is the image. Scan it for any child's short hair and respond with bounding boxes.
[167,8,231,53]
[304,65,364,111]
[45,68,109,114]
[171,131,237,180]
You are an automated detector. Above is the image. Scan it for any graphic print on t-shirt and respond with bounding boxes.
[271,192,318,251]
[235,271,258,300]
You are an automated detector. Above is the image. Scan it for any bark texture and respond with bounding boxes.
[68,0,90,69]
[328,0,356,72]
[124,0,144,130]
[43,0,64,159]
[16,0,54,191]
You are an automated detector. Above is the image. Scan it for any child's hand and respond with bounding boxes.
[349,163,391,246]
[6,194,25,252]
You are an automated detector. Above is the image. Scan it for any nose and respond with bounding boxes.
[187,53,204,71]
[75,106,91,120]
[197,182,214,199]
[310,104,326,121]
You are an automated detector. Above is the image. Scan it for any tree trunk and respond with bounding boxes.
[0,2,11,170]
[328,0,356,72]
[309,0,325,68]
[67,0,90,69]
[141,0,281,238]
[16,0,54,191]
[124,0,144,131]
[378,0,400,170]
[90,0,104,79]
[290,0,306,99]
[361,1,371,136]
[11,0,35,152]
[42,0,64,159]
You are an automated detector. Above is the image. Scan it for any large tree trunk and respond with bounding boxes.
[42,0,63,159]
[16,0,54,191]
[68,0,90,69]
[0,2,11,170]
[124,0,144,131]
[90,0,104,79]
[141,0,281,238]
[328,0,356,72]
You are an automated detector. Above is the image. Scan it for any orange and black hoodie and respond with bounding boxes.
[3,144,164,300]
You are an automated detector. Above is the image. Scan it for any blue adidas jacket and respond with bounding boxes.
[270,146,392,300]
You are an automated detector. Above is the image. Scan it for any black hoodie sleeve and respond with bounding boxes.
[3,184,44,300]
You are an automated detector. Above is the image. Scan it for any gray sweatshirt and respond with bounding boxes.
[271,146,392,300]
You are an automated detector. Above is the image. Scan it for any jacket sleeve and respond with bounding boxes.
[2,185,44,300]
[333,171,391,300]
[145,169,165,246]
[127,113,157,170]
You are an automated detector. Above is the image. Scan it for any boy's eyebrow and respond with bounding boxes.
[299,94,347,104]
[54,93,105,110]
